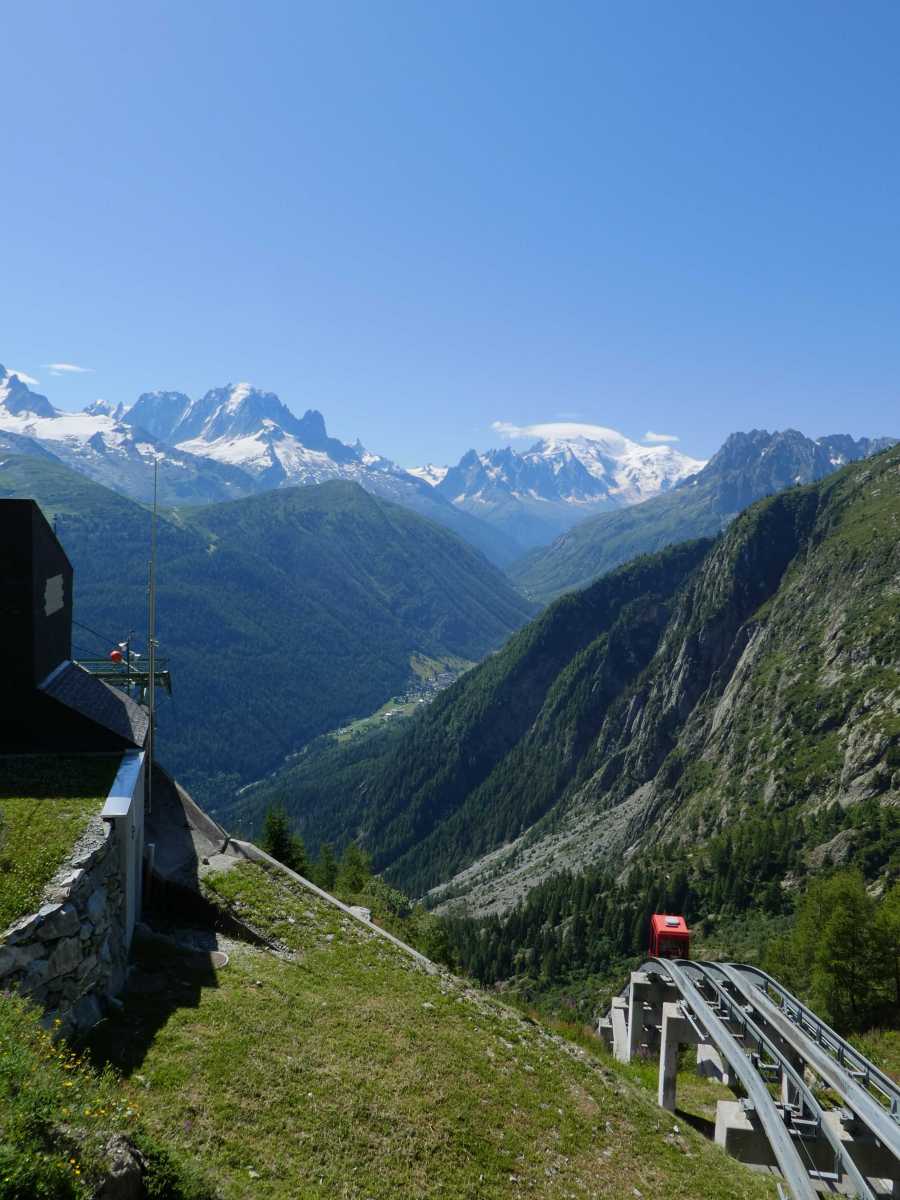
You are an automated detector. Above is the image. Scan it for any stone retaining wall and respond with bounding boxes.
[0,814,129,1037]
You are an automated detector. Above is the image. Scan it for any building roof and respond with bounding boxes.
[40,661,149,749]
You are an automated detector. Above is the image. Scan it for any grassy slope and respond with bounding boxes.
[0,756,119,929]
[0,992,209,1199]
[89,861,775,1200]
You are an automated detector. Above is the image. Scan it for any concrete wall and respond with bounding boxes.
[0,750,145,1038]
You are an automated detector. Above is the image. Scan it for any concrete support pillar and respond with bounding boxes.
[658,1001,700,1111]
[611,997,629,1063]
[778,1048,805,1109]
[624,971,679,1062]
[696,1042,730,1085]
[822,1112,900,1193]
[715,1101,900,1193]
[596,1015,613,1052]
[628,972,651,1062]
[715,1101,773,1165]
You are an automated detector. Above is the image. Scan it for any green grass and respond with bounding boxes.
[593,1043,738,1134]
[0,991,208,1199]
[849,1029,900,1083]
[333,696,421,742]
[409,652,474,681]
[0,756,120,930]
[87,860,777,1199]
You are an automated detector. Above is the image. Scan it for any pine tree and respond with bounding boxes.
[874,881,900,1012]
[315,843,339,891]
[336,843,372,897]
[260,805,308,876]
[811,876,877,1032]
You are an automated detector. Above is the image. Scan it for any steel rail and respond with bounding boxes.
[690,961,879,1200]
[727,964,900,1123]
[720,963,900,1163]
[640,958,819,1200]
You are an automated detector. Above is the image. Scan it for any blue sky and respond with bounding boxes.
[3,1,899,466]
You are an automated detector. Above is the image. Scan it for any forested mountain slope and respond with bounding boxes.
[0,457,533,802]
[239,445,900,921]
[511,429,895,603]
[225,538,714,870]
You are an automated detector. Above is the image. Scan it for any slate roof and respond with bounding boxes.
[40,661,149,749]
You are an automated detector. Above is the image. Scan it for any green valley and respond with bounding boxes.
[0,456,534,806]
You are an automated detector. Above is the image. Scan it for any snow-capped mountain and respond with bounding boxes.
[127,384,361,490]
[407,464,449,487]
[126,382,519,561]
[0,367,519,564]
[0,366,256,505]
[430,425,705,548]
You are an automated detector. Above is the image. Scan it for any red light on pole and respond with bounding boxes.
[109,649,123,662]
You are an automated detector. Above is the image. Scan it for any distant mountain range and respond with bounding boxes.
[510,428,897,601]
[3,365,895,573]
[0,366,705,558]
[415,427,705,548]
[0,368,254,505]
[0,367,515,564]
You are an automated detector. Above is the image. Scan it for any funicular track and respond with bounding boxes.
[599,959,900,1198]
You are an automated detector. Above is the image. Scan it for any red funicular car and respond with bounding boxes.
[649,914,691,959]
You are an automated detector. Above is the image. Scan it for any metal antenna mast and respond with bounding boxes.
[147,458,159,814]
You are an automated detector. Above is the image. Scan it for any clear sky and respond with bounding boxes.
[3,1,899,466]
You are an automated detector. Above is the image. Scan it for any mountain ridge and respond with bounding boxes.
[0,366,520,565]
[226,443,900,921]
[427,427,704,548]
[511,427,897,602]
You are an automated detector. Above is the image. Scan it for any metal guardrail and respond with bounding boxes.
[614,958,899,1200]
[729,963,900,1124]
[76,658,172,695]
[691,961,879,1200]
[641,957,819,1200]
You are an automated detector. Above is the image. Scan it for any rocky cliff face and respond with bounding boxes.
[415,446,900,914]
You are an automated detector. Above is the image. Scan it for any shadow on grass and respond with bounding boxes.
[676,1107,716,1139]
[86,924,222,1077]
[88,764,227,1076]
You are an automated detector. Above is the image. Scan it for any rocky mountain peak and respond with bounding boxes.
[695,428,896,515]
[0,367,56,419]
[83,398,125,420]
[125,391,192,441]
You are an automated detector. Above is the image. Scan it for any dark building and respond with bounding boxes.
[0,499,148,752]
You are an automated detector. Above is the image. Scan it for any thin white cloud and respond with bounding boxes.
[43,362,94,375]
[644,430,680,443]
[8,368,40,386]
[491,419,626,443]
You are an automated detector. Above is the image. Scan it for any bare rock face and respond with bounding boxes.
[807,829,858,870]
[417,445,900,916]
[94,1134,146,1200]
